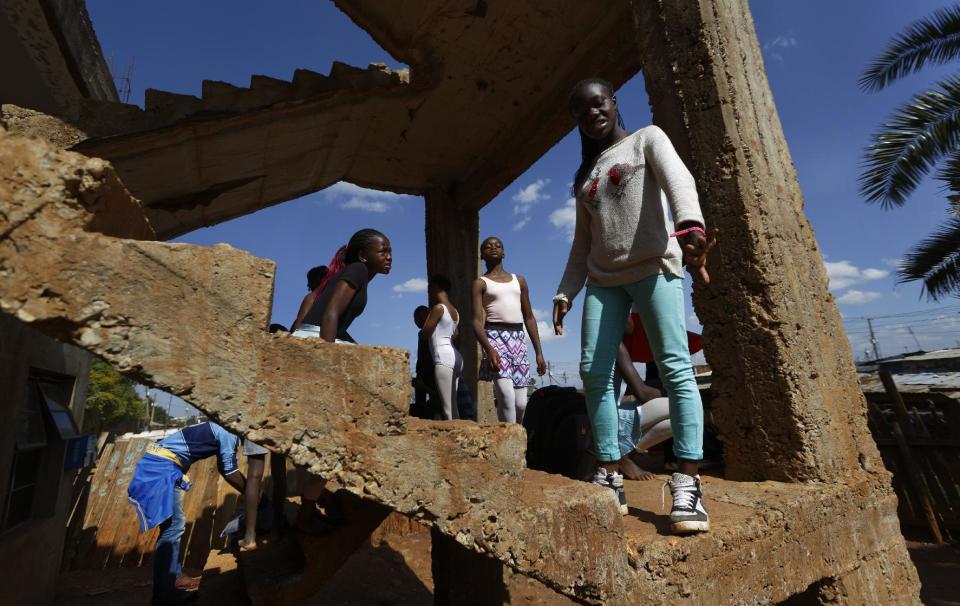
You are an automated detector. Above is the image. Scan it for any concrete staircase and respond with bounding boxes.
[139,62,408,126]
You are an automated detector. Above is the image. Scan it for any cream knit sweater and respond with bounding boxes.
[555,125,704,303]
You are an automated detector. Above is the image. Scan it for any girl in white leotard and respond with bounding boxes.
[421,274,464,420]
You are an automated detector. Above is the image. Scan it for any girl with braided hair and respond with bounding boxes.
[553,78,717,533]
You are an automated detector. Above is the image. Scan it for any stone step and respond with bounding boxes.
[61,60,412,142]
[201,79,245,111]
[144,88,204,118]
[292,68,333,97]
[246,74,296,107]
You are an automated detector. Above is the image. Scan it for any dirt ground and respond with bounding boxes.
[56,535,957,605]
[906,540,960,606]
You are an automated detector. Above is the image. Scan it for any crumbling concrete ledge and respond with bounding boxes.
[0,131,634,603]
[619,473,919,605]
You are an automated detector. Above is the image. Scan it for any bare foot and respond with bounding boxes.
[238,538,258,552]
[619,455,655,481]
[175,574,201,591]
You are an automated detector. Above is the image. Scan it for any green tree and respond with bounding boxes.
[860,5,960,300]
[83,358,145,434]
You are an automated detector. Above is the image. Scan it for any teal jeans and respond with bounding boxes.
[580,273,704,462]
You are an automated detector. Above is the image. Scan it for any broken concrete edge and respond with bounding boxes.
[0,127,154,241]
[620,473,917,605]
[2,104,88,148]
[331,0,436,91]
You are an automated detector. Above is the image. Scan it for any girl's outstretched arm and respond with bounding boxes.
[518,275,546,376]
[472,278,500,369]
[420,304,444,339]
[320,280,357,342]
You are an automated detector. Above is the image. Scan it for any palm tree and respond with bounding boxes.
[860,5,960,300]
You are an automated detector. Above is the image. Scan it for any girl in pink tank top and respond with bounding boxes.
[472,236,546,424]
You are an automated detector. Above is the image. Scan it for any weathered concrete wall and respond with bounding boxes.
[633,0,884,484]
[0,0,116,117]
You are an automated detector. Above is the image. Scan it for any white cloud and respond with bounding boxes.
[341,197,388,213]
[861,268,889,280]
[824,260,889,291]
[882,258,903,269]
[836,290,882,305]
[533,308,563,342]
[765,35,798,50]
[512,178,551,210]
[510,178,551,232]
[321,181,415,213]
[549,198,577,242]
[512,216,531,231]
[392,278,428,294]
[763,33,799,64]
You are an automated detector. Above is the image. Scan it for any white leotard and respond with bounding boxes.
[430,305,463,370]
[481,274,523,324]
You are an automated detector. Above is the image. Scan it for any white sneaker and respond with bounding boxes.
[665,472,709,534]
[592,467,628,515]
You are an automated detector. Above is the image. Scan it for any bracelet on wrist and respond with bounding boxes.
[670,226,706,238]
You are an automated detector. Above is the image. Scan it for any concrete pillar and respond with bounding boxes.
[632,0,882,482]
[425,187,496,423]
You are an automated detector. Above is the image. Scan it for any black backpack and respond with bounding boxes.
[523,386,590,479]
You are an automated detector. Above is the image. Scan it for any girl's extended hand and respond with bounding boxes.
[535,353,546,376]
[681,228,719,284]
[553,299,569,336]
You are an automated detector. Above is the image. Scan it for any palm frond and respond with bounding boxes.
[859,76,960,208]
[898,217,960,300]
[861,5,960,92]
[934,148,960,209]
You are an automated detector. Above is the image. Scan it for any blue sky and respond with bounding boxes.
[87,1,960,407]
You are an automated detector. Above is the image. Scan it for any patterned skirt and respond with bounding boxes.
[479,328,530,388]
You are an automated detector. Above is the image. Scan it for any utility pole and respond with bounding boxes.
[906,326,923,351]
[866,317,881,361]
[146,393,155,431]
